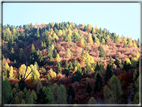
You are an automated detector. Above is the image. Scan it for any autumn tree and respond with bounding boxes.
[9,66,15,79]
[87,24,92,32]
[101,38,105,45]
[56,54,61,63]
[88,33,93,45]
[73,58,78,69]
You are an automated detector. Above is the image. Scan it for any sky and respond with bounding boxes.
[3,3,140,40]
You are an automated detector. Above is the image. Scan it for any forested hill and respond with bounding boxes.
[2,22,141,104]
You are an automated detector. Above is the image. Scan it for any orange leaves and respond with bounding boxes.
[25,79,34,85]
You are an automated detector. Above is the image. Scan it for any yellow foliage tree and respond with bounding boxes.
[133,41,137,48]
[87,24,92,32]
[9,66,15,79]
[51,22,55,28]
[49,68,56,78]
[19,64,26,79]
[103,29,106,34]
[67,49,72,58]
[102,38,105,44]
[136,51,139,59]
[106,45,109,49]
[123,37,127,44]
[88,33,93,45]
[126,58,131,65]
[58,30,63,37]
[53,33,59,40]
[95,25,98,30]
[56,54,61,63]
[42,23,45,27]
[51,44,55,50]
[80,37,85,47]
[117,36,121,42]
[106,35,110,41]
[95,37,100,46]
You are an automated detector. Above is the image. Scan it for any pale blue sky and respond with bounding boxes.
[3,3,140,40]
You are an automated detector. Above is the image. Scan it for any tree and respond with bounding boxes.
[10,48,16,61]
[88,33,93,45]
[101,38,105,44]
[98,45,106,58]
[104,64,113,84]
[69,62,73,70]
[57,62,62,74]
[23,87,29,103]
[80,37,85,47]
[41,67,46,75]
[67,84,75,99]
[87,24,92,32]
[50,83,59,103]
[114,57,120,68]
[86,82,92,94]
[41,41,44,50]
[34,88,48,104]
[21,99,26,104]
[38,53,43,66]
[56,54,61,63]
[45,87,55,104]
[31,44,36,55]
[36,80,43,93]
[64,61,69,77]
[109,57,114,68]
[88,97,97,104]
[58,30,63,37]
[93,72,103,93]
[17,91,24,103]
[57,84,67,104]
[133,92,139,104]
[9,66,15,79]
[117,36,121,42]
[67,49,72,58]
[54,49,58,58]
[19,48,24,61]
[103,75,124,104]
[2,79,13,104]
[73,58,78,69]
[124,42,127,48]
[48,46,53,56]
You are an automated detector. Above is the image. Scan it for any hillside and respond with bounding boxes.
[2,22,141,104]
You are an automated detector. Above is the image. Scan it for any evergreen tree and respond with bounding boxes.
[88,97,97,104]
[98,45,106,58]
[104,64,113,84]
[31,44,36,55]
[57,85,67,104]
[86,82,92,94]
[57,62,62,74]
[54,49,58,58]
[133,92,139,104]
[114,57,120,68]
[10,48,16,61]
[67,84,75,99]
[34,88,48,104]
[38,53,43,66]
[73,58,78,69]
[124,42,127,48]
[67,49,72,58]
[48,46,53,56]
[64,61,69,77]
[45,87,55,104]
[69,62,73,70]
[36,80,43,93]
[2,79,13,104]
[41,41,44,50]
[109,57,115,69]
[93,72,103,93]
[103,75,124,104]
[19,48,24,61]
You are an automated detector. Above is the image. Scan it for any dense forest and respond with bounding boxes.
[1,22,141,104]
